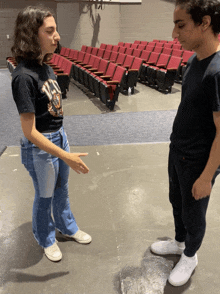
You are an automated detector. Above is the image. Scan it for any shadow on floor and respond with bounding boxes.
[0,222,69,286]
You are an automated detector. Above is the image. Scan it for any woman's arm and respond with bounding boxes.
[20,112,89,174]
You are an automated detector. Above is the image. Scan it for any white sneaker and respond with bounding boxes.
[44,241,62,262]
[168,253,198,286]
[150,239,185,255]
[63,230,92,244]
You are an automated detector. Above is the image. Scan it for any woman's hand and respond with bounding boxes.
[64,153,89,174]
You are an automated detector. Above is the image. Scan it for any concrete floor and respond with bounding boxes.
[1,80,220,294]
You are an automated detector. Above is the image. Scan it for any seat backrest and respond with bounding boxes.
[133,49,141,58]
[60,47,66,56]
[68,49,74,59]
[86,46,93,54]
[112,65,126,82]
[87,54,96,67]
[146,52,160,65]
[172,49,183,57]
[137,44,146,51]
[54,54,60,65]
[146,45,154,52]
[100,43,107,49]
[58,56,65,68]
[118,42,124,46]
[155,53,170,68]
[105,62,117,77]
[162,48,172,55]
[123,55,135,68]
[98,59,109,73]
[141,41,148,45]
[164,43,173,49]
[160,40,168,44]
[63,59,73,76]
[118,46,126,54]
[148,41,156,48]
[153,47,163,54]
[124,42,132,48]
[116,53,126,65]
[82,53,91,65]
[112,45,119,52]
[166,55,182,70]
[103,49,111,60]
[140,50,151,62]
[64,48,70,57]
[81,45,87,52]
[97,48,104,58]
[131,57,143,70]
[125,48,134,55]
[91,47,98,55]
[77,51,85,62]
[131,44,138,49]
[155,42,163,48]
[182,50,194,63]
[109,51,119,62]
[72,50,79,60]
[106,44,113,51]
[134,40,141,44]
[173,44,182,50]
[92,56,101,69]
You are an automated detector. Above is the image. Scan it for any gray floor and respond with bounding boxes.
[1,72,220,294]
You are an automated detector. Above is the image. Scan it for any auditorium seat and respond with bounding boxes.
[112,45,120,52]
[109,51,119,63]
[132,49,142,58]
[137,44,146,50]
[91,47,99,55]
[162,47,172,55]
[99,65,126,110]
[88,58,109,93]
[172,49,183,57]
[103,49,112,60]
[93,62,117,101]
[118,46,126,54]
[81,45,87,52]
[146,53,170,86]
[121,57,143,94]
[118,42,124,46]
[115,53,127,66]
[155,55,182,93]
[100,43,107,49]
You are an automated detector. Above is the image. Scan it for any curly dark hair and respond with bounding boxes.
[11,5,55,63]
[175,0,220,35]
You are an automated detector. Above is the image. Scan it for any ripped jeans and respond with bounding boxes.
[20,126,79,248]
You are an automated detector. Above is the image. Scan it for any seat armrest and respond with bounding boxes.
[106,81,119,85]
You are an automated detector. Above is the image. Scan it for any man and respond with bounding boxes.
[151,0,220,287]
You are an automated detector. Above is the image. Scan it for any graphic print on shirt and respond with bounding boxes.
[42,79,63,117]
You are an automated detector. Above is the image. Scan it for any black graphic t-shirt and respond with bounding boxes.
[12,59,63,133]
[170,51,220,158]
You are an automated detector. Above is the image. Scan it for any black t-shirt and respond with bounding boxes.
[12,59,63,133]
[170,51,220,158]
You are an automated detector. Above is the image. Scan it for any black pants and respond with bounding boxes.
[168,150,220,257]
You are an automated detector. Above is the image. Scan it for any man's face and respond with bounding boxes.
[38,16,60,57]
[172,6,203,51]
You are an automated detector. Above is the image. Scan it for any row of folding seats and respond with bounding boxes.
[97,43,193,84]
[60,47,143,95]
[69,52,127,110]
[139,53,182,93]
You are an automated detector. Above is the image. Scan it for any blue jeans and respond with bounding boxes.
[20,126,79,248]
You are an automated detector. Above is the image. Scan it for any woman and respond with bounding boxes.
[11,5,92,262]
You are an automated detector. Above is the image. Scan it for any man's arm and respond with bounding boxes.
[192,111,220,200]
[20,113,89,174]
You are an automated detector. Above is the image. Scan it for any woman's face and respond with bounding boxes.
[38,16,60,57]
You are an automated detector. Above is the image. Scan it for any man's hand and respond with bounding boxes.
[192,177,212,200]
[64,153,89,174]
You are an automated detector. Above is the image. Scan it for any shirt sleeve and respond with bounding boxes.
[211,73,220,112]
[12,73,36,114]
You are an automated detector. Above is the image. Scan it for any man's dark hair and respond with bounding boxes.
[11,5,55,63]
[176,0,220,34]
